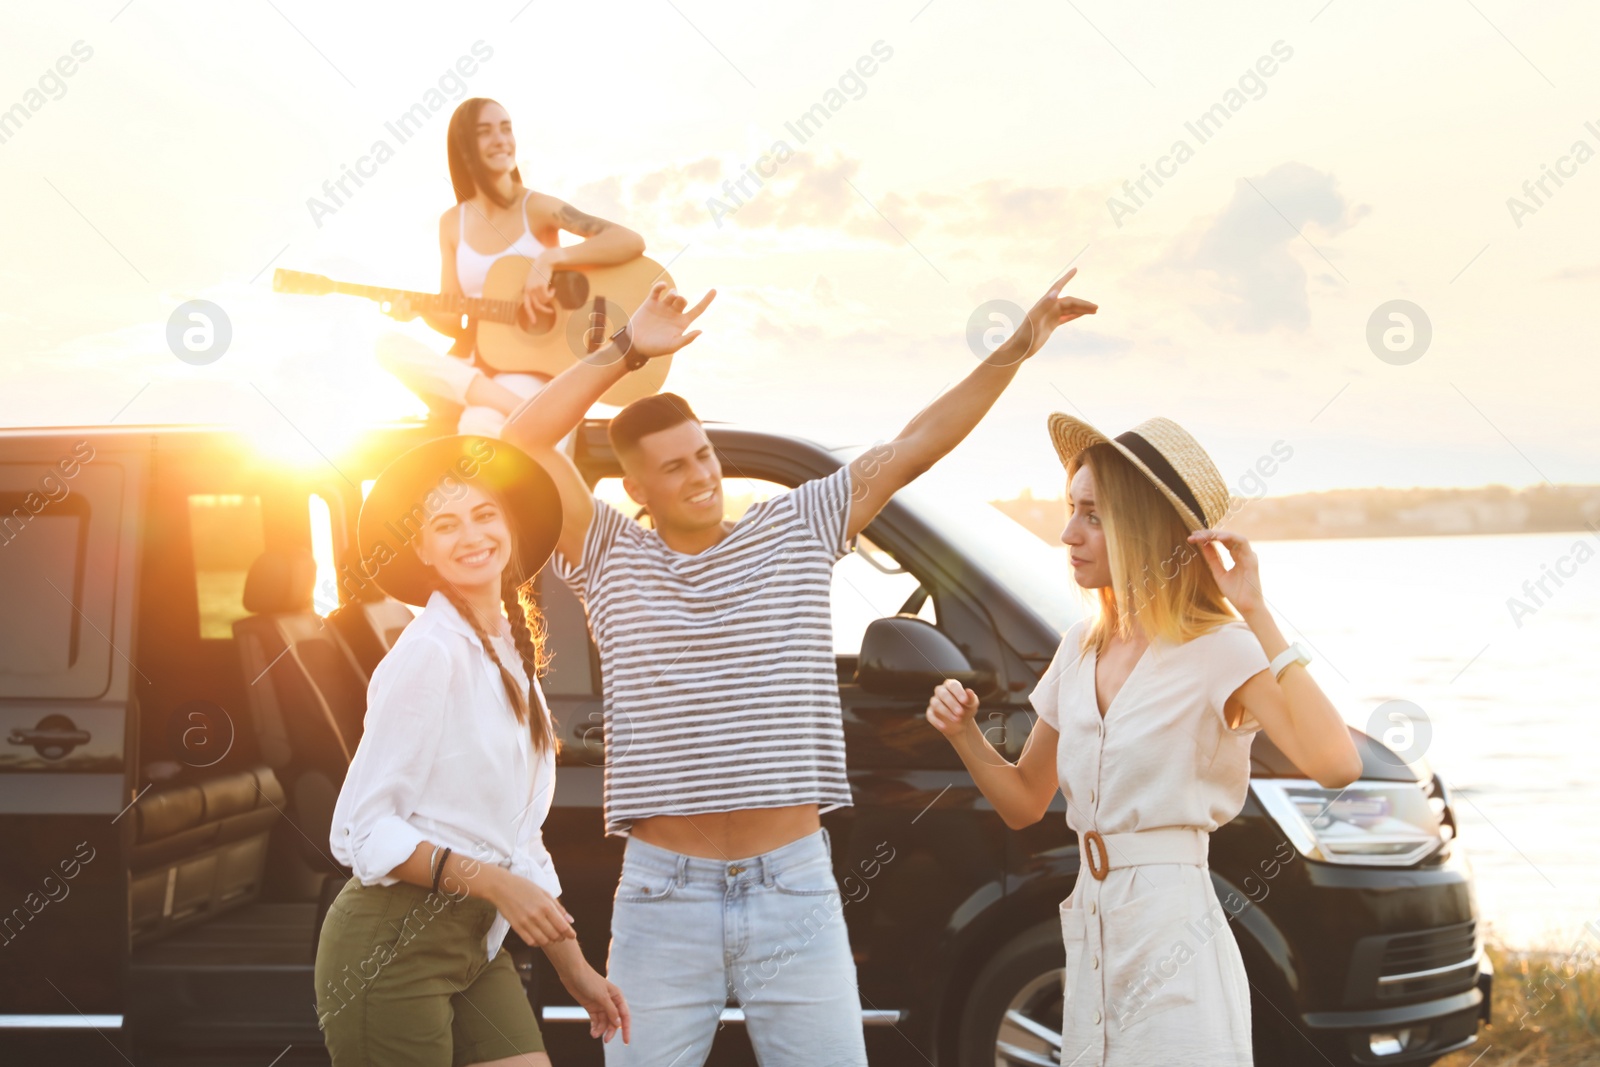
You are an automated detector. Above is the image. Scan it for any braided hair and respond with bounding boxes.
[433,562,556,756]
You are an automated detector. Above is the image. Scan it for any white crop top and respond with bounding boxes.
[455,190,549,298]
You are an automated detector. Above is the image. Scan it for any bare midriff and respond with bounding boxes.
[629,803,821,860]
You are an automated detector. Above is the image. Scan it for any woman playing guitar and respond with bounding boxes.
[380,96,647,435]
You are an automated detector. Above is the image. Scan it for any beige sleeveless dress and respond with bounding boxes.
[1030,619,1271,1067]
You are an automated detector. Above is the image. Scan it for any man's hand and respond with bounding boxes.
[628,281,715,360]
[843,271,1096,539]
[993,267,1098,365]
[501,281,715,457]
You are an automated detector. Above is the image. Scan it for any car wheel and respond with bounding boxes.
[957,921,1065,1067]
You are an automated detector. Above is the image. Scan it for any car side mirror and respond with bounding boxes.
[855,615,996,699]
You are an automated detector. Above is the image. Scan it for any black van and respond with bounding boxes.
[0,420,1491,1066]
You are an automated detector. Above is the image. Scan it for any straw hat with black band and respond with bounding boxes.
[356,435,563,607]
[1047,414,1318,678]
[1046,414,1229,533]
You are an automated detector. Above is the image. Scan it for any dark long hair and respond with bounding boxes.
[427,501,556,755]
[446,97,523,209]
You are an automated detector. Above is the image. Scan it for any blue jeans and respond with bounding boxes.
[603,827,868,1067]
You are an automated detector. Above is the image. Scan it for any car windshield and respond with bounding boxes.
[833,449,1085,636]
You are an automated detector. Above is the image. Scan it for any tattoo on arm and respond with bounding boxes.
[556,203,611,237]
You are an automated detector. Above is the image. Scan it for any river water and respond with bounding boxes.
[1251,531,1600,950]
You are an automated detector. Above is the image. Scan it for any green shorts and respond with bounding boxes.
[313,876,545,1066]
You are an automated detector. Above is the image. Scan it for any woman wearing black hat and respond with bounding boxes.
[313,281,706,1065]
[925,415,1364,1066]
[312,434,618,1066]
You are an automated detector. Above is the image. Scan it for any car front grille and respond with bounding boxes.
[1374,920,1479,1000]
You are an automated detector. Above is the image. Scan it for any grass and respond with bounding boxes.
[1438,938,1600,1067]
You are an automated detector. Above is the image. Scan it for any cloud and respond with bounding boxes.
[1546,263,1600,282]
[573,152,877,238]
[572,151,1105,253]
[1155,162,1365,333]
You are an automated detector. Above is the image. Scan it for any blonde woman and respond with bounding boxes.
[925,416,1363,1066]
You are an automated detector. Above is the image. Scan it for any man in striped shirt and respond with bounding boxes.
[506,274,1097,1065]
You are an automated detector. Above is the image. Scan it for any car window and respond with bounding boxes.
[833,534,937,655]
[189,494,265,639]
[839,451,1086,635]
[0,459,124,699]
[536,569,595,697]
[0,492,91,680]
[308,492,339,616]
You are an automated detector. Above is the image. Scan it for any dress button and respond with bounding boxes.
[1092,955,1100,969]
[1088,901,1097,915]
[1089,789,1096,804]
[1092,1009,1102,1025]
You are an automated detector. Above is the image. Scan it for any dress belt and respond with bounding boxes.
[1077,827,1209,881]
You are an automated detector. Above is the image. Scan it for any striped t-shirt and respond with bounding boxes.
[552,466,855,836]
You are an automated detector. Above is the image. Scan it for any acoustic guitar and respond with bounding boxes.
[273,255,675,406]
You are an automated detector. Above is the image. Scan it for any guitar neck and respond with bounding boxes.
[327,281,520,324]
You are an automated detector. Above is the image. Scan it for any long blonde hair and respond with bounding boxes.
[1072,442,1236,655]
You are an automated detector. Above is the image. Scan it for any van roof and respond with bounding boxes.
[0,418,849,457]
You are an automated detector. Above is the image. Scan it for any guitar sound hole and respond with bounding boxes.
[515,304,557,336]
[553,271,588,309]
[515,271,590,336]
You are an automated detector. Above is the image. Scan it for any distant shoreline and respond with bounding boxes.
[991,484,1600,543]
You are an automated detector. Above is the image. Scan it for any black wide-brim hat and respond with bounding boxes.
[356,435,562,606]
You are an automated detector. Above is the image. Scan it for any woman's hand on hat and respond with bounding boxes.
[926,678,981,737]
[627,281,716,360]
[993,268,1098,365]
[1189,528,1265,615]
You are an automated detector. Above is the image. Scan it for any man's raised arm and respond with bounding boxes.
[528,443,599,569]
[845,269,1098,538]
[503,282,714,566]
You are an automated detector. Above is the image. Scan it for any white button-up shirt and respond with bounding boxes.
[330,590,561,959]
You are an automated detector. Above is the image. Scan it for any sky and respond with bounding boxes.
[2,0,1597,501]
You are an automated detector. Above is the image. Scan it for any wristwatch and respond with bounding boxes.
[610,323,649,371]
[1269,642,1311,682]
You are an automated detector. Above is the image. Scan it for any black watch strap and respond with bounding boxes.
[611,323,648,371]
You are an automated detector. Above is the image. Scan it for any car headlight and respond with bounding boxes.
[1251,778,1446,866]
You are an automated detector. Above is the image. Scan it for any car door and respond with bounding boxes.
[0,433,141,1059]
[525,563,624,1047]
[825,500,1019,1048]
